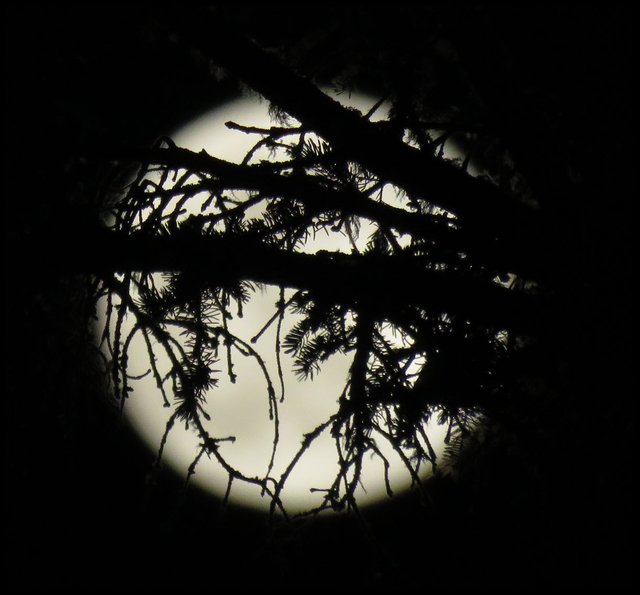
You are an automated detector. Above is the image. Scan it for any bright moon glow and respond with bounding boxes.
[96,89,480,514]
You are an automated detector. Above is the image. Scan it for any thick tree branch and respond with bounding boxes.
[108,146,548,281]
[48,230,545,334]
[172,16,545,248]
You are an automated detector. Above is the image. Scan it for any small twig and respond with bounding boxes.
[225,121,304,136]
[250,289,300,344]
[214,295,236,383]
[274,286,286,403]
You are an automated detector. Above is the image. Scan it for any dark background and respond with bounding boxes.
[3,5,633,592]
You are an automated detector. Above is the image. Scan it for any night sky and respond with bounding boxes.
[3,6,633,592]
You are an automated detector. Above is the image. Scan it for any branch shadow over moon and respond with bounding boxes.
[97,90,482,514]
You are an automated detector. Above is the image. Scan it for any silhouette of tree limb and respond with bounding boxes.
[92,145,549,281]
[84,16,555,518]
[67,231,545,334]
[176,20,532,222]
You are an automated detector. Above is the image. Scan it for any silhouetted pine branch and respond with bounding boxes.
[85,16,557,518]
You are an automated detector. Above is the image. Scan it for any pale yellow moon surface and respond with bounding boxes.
[96,89,475,514]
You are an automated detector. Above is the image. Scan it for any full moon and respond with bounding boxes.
[97,89,462,514]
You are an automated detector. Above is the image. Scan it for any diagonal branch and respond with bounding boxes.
[172,17,545,246]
